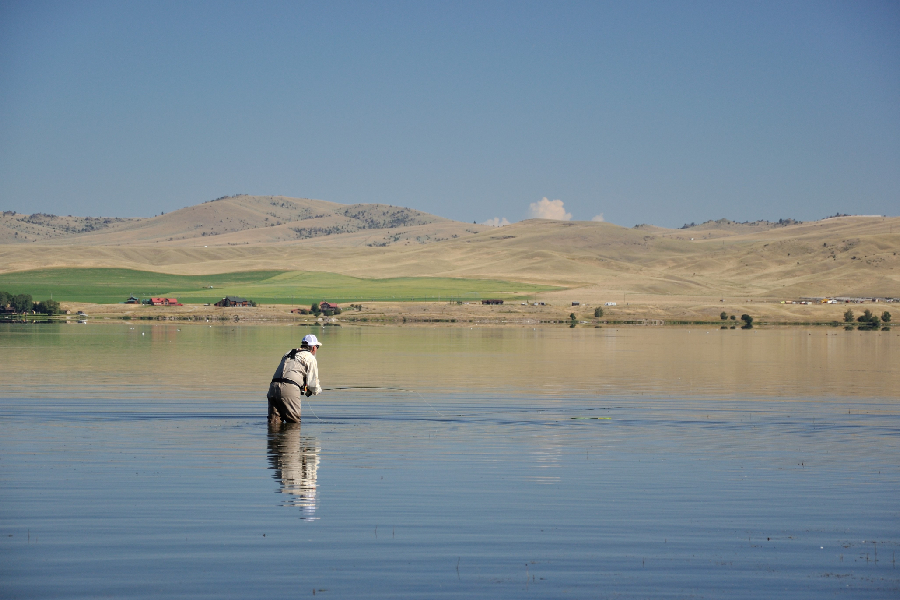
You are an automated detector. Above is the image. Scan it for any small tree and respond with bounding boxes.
[843,308,855,323]
[881,311,891,323]
[311,302,320,316]
[730,315,736,320]
[594,307,603,318]
[720,311,728,320]
[740,314,753,325]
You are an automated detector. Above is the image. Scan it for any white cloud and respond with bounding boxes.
[482,217,510,227]
[528,197,571,221]
[591,214,604,222]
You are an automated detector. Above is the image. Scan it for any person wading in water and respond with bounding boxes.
[268,334,322,423]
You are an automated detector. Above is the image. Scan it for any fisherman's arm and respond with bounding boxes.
[305,358,322,396]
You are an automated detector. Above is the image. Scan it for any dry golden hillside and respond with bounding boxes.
[1,195,489,247]
[1,209,897,300]
[0,211,138,243]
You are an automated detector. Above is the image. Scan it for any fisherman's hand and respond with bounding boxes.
[305,388,313,397]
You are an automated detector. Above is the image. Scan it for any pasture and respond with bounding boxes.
[0,268,559,304]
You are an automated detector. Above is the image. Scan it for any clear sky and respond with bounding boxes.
[1,1,898,228]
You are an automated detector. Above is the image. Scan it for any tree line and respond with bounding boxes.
[0,291,60,315]
[844,308,891,330]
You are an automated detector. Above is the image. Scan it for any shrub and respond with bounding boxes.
[720,311,728,320]
[882,311,892,323]
[843,308,855,323]
[594,307,603,318]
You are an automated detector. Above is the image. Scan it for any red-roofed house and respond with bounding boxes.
[148,298,183,306]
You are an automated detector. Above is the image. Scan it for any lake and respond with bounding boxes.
[1,323,898,598]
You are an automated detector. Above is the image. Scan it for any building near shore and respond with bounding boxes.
[147,297,182,306]
[215,296,250,307]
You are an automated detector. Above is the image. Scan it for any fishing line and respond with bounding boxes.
[312,386,445,419]
[415,390,446,419]
[302,397,324,422]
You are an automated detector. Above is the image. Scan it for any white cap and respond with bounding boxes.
[302,334,322,347]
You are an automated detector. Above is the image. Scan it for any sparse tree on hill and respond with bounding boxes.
[882,311,892,323]
[730,315,736,320]
[720,311,727,320]
[843,308,855,323]
[594,307,603,318]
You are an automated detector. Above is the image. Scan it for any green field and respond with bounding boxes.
[0,268,560,304]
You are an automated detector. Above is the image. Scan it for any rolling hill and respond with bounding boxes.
[0,195,488,247]
[1,196,897,299]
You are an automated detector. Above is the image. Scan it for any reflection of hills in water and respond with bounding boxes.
[267,423,320,520]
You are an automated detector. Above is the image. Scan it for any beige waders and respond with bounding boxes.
[267,380,304,423]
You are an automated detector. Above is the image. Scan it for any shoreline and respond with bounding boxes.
[4,297,894,328]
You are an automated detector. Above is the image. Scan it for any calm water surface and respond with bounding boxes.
[1,324,898,598]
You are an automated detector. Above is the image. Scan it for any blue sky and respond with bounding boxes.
[1,1,897,228]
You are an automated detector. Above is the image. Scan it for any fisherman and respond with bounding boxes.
[267,334,323,423]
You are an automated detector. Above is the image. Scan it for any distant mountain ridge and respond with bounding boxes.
[4,195,886,246]
[0,195,489,247]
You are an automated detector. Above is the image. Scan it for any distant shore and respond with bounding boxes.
[7,297,893,328]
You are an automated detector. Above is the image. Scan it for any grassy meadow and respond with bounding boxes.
[0,268,560,305]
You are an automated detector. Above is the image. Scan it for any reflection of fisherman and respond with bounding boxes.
[267,334,323,423]
[267,421,319,519]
